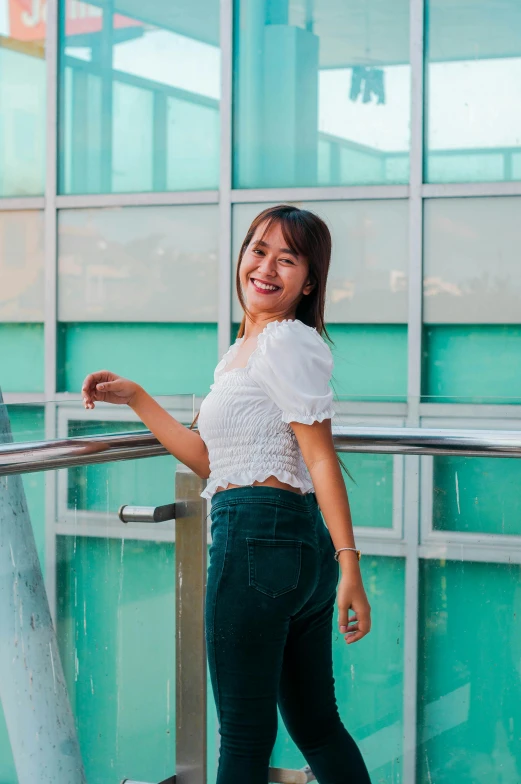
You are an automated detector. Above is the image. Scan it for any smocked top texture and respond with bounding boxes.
[196,318,336,501]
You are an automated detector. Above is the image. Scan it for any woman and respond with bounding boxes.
[82,205,372,783]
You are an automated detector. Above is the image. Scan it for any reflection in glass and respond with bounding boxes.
[58,205,219,322]
[418,560,521,782]
[424,198,521,325]
[0,0,46,196]
[58,0,220,194]
[0,211,45,322]
[233,0,410,188]
[425,0,521,183]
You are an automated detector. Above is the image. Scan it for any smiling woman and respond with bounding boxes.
[82,203,372,784]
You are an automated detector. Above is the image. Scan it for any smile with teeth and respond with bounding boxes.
[251,278,281,292]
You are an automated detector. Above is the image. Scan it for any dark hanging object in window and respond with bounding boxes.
[350,66,385,105]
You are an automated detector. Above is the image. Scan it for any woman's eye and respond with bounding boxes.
[281,258,295,265]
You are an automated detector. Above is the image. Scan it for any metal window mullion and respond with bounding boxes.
[55,191,219,208]
[219,0,233,360]
[422,181,521,198]
[44,0,59,626]
[402,0,425,779]
[230,184,409,203]
[0,198,45,211]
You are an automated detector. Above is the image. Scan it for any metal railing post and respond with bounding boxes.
[0,393,87,783]
[174,463,208,784]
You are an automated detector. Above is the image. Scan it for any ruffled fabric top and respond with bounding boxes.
[197,318,335,501]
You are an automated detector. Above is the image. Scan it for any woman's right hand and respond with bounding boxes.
[82,370,140,409]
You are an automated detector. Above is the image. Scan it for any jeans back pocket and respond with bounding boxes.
[246,538,302,598]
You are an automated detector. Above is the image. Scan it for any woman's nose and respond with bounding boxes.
[256,256,277,275]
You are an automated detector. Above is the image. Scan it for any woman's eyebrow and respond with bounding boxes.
[254,239,299,258]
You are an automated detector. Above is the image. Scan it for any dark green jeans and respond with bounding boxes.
[206,486,371,783]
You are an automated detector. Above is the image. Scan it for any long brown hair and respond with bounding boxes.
[191,204,354,483]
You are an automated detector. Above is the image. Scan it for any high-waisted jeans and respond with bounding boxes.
[205,485,371,783]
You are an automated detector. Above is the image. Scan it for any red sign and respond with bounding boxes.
[9,0,143,42]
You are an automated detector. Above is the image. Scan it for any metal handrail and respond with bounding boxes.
[1,425,521,476]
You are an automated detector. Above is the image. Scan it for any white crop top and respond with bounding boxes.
[197,318,336,501]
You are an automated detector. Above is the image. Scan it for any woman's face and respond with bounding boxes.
[239,221,314,319]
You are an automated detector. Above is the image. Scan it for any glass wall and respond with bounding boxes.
[0,0,46,197]
[425,0,521,183]
[418,559,521,781]
[422,197,521,404]
[2,0,521,781]
[233,0,411,188]
[58,0,220,194]
[0,211,45,391]
[57,204,219,396]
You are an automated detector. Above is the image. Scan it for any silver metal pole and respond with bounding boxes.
[3,426,521,478]
[175,464,208,784]
[0,393,86,783]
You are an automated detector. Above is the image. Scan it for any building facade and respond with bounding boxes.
[1,0,521,782]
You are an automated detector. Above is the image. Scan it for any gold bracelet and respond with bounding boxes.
[334,547,361,562]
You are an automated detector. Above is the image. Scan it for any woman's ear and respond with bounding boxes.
[302,279,315,296]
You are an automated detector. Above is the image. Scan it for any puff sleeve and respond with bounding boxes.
[249,320,335,425]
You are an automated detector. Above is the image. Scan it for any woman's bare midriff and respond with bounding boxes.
[214,476,304,495]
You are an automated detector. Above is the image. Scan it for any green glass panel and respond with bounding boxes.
[425,0,521,183]
[0,323,44,392]
[66,419,177,514]
[328,324,408,403]
[271,556,405,781]
[0,25,45,197]
[233,0,410,188]
[56,535,176,784]
[432,455,521,536]
[58,1,220,194]
[422,325,521,404]
[418,559,521,782]
[512,153,521,180]
[57,204,219,324]
[57,322,217,396]
[340,453,395,530]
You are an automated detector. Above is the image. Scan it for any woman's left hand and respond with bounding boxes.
[336,573,371,645]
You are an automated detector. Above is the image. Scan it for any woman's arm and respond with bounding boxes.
[129,386,210,479]
[291,418,371,644]
[82,370,210,478]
